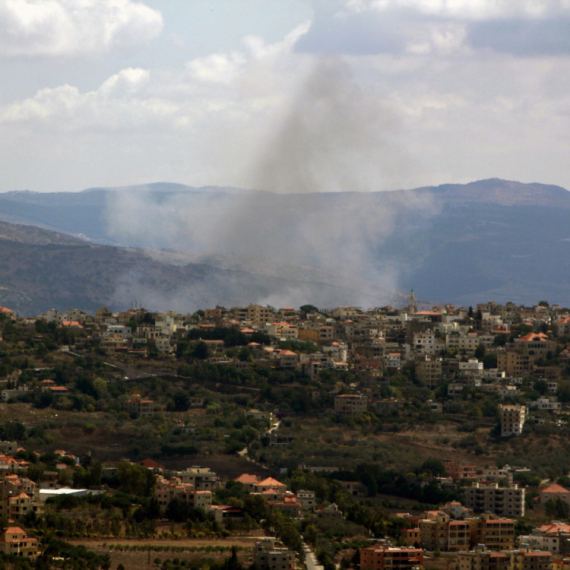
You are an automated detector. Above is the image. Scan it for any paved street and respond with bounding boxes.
[303,544,324,570]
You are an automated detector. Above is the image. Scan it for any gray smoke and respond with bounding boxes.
[105,57,436,311]
[250,56,409,194]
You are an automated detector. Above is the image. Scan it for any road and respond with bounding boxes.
[303,544,324,570]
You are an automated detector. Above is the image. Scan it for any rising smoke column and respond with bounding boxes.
[105,56,436,310]
[250,55,410,194]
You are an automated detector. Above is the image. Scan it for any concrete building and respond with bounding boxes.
[463,483,525,517]
[499,405,526,437]
[539,483,570,506]
[296,490,316,510]
[253,538,296,570]
[416,357,443,388]
[360,545,424,570]
[0,527,40,558]
[418,514,514,552]
[334,393,368,415]
[458,546,509,570]
[155,477,212,513]
[0,475,44,520]
[124,393,156,417]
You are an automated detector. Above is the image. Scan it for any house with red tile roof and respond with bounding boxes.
[155,476,212,513]
[138,458,164,471]
[540,483,570,505]
[257,477,287,493]
[0,475,44,520]
[124,393,156,417]
[234,473,260,491]
[276,349,298,369]
[0,526,39,558]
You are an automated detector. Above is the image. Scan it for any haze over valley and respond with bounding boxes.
[1,178,569,315]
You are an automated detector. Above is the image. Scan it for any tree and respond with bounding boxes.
[117,462,156,496]
[3,421,26,441]
[165,498,188,522]
[34,390,54,409]
[243,494,267,521]
[190,341,209,360]
[545,497,570,519]
[238,347,252,362]
[493,334,508,347]
[172,392,190,412]
[420,458,446,477]
[482,354,497,369]
[223,547,242,570]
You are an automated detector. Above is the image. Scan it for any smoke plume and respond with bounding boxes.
[105,57,436,311]
[251,56,409,194]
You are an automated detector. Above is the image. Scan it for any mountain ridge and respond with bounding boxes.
[1,178,569,310]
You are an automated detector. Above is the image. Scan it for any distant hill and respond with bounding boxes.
[0,220,409,316]
[1,178,570,309]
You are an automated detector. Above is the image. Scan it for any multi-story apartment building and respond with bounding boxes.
[124,393,156,417]
[463,483,525,517]
[296,490,316,510]
[458,359,484,380]
[458,546,509,570]
[297,327,318,343]
[0,527,40,558]
[497,349,532,377]
[443,460,477,482]
[510,551,553,570]
[155,477,212,513]
[413,331,437,355]
[253,538,296,570]
[476,518,516,551]
[177,466,219,490]
[334,394,368,415]
[418,514,514,552]
[360,546,423,570]
[247,304,275,324]
[499,405,526,437]
[0,475,44,521]
[419,514,471,552]
[416,357,443,388]
[515,333,557,358]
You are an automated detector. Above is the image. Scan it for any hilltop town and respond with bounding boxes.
[2,296,570,570]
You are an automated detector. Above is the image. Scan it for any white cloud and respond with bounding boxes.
[0,68,156,127]
[185,21,310,85]
[3,14,570,195]
[296,0,570,57]
[366,0,570,20]
[0,0,163,58]
[99,67,150,96]
[186,52,247,85]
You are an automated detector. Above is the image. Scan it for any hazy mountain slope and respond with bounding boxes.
[0,220,86,246]
[0,220,409,316]
[0,183,246,243]
[1,178,570,307]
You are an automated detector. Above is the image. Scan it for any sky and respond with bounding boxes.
[2,0,570,193]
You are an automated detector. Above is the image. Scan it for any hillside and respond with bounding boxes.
[1,178,570,307]
[0,220,409,315]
